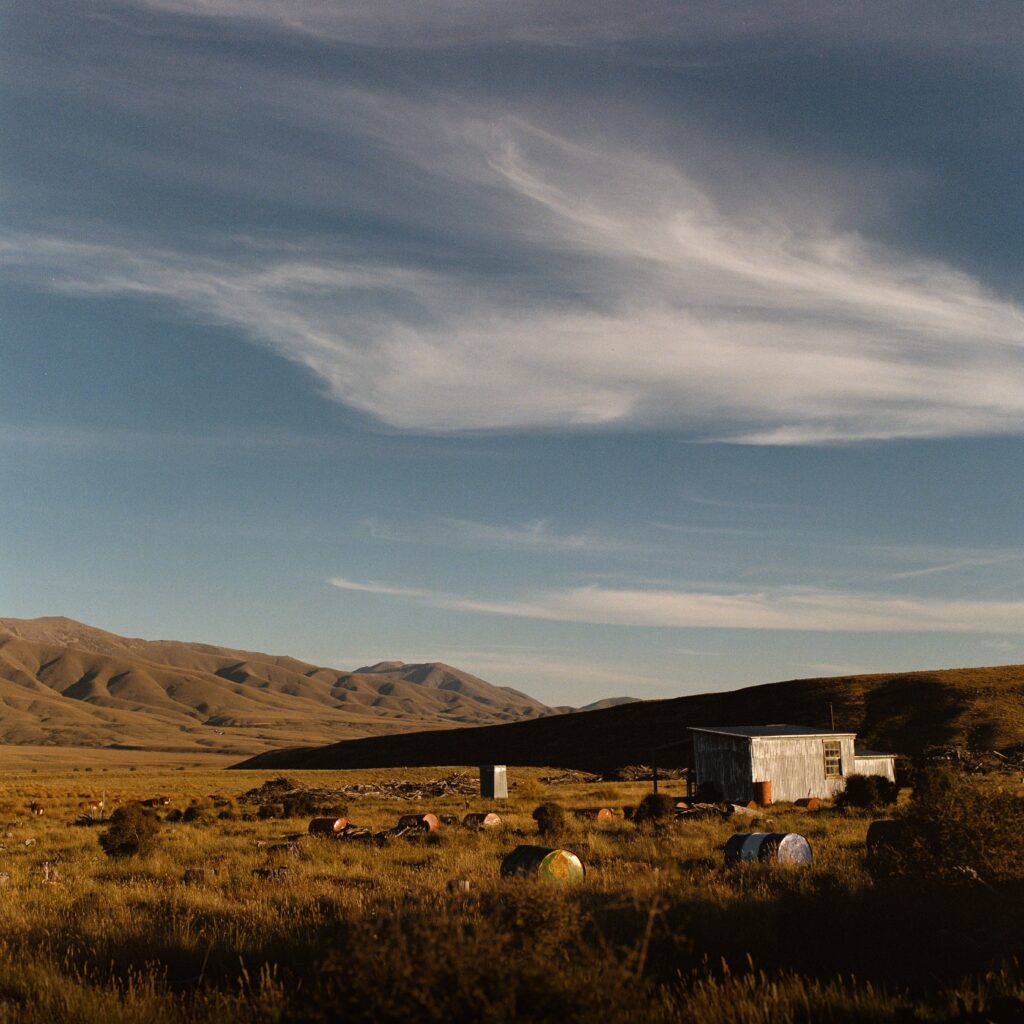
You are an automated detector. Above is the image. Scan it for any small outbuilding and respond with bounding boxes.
[689,724,896,804]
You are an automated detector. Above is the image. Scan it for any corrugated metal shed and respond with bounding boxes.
[689,724,893,803]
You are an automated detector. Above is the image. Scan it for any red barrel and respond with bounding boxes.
[752,781,773,806]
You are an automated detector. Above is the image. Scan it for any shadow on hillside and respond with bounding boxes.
[860,675,967,753]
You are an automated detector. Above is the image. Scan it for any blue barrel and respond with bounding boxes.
[724,832,812,866]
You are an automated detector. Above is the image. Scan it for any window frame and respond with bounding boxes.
[823,739,843,779]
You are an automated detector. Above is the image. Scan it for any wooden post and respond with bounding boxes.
[652,762,659,795]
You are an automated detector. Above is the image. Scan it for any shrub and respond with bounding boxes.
[258,803,284,820]
[532,802,566,837]
[282,795,347,819]
[182,803,213,824]
[837,773,898,810]
[633,792,676,825]
[870,769,1024,885]
[98,804,160,859]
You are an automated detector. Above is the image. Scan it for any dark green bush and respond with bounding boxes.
[532,802,566,837]
[633,792,677,824]
[837,773,898,809]
[871,769,1023,885]
[98,804,160,859]
[183,801,215,824]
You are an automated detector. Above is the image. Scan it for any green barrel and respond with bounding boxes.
[501,845,585,883]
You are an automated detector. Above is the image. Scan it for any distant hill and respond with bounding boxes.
[0,617,561,756]
[233,664,1024,771]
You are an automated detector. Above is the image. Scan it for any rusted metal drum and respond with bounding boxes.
[501,845,586,883]
[725,832,812,867]
[573,807,617,822]
[396,812,441,832]
[308,817,349,835]
[463,812,502,829]
[752,781,773,806]
[795,798,821,811]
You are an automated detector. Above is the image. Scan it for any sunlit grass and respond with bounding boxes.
[0,765,1019,1022]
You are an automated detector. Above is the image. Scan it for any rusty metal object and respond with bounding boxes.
[752,781,773,806]
[395,812,440,832]
[795,798,822,811]
[308,816,350,835]
[462,812,502,830]
[501,845,586,883]
[571,807,619,822]
[724,832,812,867]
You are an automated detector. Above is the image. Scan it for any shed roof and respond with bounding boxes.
[854,747,896,759]
[688,724,855,739]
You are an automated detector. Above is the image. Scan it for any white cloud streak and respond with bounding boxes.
[4,8,1024,444]
[328,575,1024,634]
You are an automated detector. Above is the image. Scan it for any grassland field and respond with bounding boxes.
[0,763,1020,1023]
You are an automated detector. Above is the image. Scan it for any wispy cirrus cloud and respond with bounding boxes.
[4,4,1024,444]
[329,575,1024,634]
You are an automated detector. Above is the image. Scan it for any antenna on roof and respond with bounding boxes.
[829,702,835,731]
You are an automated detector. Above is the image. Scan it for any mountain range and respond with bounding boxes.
[0,616,631,757]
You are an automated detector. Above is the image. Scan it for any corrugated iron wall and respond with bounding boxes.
[692,732,751,800]
[749,735,856,802]
[852,755,896,782]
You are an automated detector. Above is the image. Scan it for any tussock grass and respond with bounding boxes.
[0,765,1019,1022]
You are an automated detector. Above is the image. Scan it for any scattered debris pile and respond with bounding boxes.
[923,745,1024,776]
[239,774,477,805]
[602,765,689,782]
[540,770,601,785]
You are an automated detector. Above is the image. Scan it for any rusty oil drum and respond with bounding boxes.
[308,817,349,835]
[462,812,502,829]
[501,845,586,883]
[724,832,812,867]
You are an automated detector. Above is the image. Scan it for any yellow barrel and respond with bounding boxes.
[501,845,585,883]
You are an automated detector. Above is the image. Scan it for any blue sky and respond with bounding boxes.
[2,2,1023,704]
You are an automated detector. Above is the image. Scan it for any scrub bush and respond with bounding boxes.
[98,804,160,859]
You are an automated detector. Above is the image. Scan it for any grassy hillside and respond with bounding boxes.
[0,616,556,756]
[235,663,1024,770]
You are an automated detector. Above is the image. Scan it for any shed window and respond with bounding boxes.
[823,740,843,778]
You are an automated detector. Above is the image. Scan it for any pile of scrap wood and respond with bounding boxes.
[923,744,1024,775]
[239,772,477,805]
[602,765,689,782]
[540,770,601,785]
[673,800,762,821]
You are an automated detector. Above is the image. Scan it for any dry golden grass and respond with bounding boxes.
[0,765,1020,1022]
